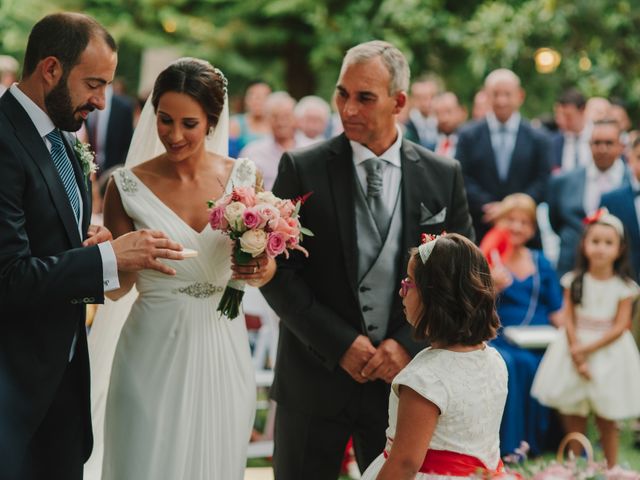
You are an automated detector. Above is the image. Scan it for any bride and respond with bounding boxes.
[85,58,275,479]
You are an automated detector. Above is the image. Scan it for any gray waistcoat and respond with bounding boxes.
[354,178,403,345]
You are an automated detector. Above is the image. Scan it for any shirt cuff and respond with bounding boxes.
[98,242,120,292]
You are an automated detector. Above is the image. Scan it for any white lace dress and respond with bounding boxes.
[361,346,508,480]
[87,159,257,480]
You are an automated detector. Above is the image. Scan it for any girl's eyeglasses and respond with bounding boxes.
[400,277,415,297]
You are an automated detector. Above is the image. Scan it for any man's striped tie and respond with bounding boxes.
[46,129,81,222]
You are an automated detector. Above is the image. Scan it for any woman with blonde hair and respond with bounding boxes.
[481,193,563,456]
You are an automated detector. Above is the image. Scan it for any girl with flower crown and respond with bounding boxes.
[532,209,640,468]
[361,233,508,480]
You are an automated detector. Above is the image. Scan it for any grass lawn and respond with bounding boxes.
[248,420,640,479]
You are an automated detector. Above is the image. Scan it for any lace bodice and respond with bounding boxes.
[112,158,256,299]
[386,346,508,470]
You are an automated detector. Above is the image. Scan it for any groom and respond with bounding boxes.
[261,40,474,479]
[0,13,184,480]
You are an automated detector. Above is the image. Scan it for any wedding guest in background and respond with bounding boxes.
[85,84,134,177]
[432,91,467,158]
[601,136,640,282]
[403,75,440,149]
[551,89,592,172]
[609,99,632,150]
[229,79,271,157]
[294,95,330,145]
[585,96,611,123]
[0,54,19,96]
[548,119,632,277]
[484,193,563,456]
[361,234,507,479]
[240,91,309,190]
[261,40,473,480]
[472,88,490,120]
[456,68,552,243]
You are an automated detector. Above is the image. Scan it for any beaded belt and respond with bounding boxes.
[171,282,224,298]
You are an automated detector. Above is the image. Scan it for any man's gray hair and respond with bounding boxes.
[341,40,410,95]
[265,91,296,114]
[295,95,330,120]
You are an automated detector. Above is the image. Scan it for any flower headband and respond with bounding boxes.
[583,208,624,237]
[418,232,446,264]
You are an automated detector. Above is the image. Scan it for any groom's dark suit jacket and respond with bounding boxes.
[0,92,104,476]
[261,134,474,417]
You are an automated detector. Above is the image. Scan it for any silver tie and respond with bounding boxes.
[363,157,391,239]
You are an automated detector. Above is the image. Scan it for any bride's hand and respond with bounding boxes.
[231,253,276,287]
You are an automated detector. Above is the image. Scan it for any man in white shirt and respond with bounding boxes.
[432,91,467,159]
[548,119,631,275]
[552,88,592,172]
[240,91,310,190]
[0,13,183,480]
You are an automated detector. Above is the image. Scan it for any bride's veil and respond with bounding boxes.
[84,58,230,479]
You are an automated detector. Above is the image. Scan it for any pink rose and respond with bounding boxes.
[257,203,280,228]
[266,231,287,258]
[242,207,265,229]
[232,186,256,207]
[214,193,232,208]
[277,199,296,218]
[209,205,228,230]
[273,217,297,238]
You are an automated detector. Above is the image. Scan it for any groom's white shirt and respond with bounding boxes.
[10,84,120,358]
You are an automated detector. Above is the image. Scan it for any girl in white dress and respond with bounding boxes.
[86,59,275,480]
[532,209,640,468]
[361,233,508,480]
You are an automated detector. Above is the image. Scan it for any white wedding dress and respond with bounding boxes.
[87,158,257,480]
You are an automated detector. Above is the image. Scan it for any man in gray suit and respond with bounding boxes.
[261,40,474,479]
[548,119,631,276]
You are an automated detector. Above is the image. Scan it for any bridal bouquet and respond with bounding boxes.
[208,187,313,319]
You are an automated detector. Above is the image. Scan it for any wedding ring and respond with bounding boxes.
[253,266,258,273]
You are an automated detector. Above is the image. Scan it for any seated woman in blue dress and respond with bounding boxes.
[483,193,563,457]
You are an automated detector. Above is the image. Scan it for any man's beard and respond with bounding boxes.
[45,78,93,131]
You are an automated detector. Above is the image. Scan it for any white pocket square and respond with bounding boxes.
[420,204,447,225]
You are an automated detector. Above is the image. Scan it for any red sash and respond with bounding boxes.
[384,448,505,476]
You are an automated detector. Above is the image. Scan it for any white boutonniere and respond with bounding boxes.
[73,138,98,186]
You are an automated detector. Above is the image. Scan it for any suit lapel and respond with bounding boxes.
[507,122,527,182]
[400,140,423,256]
[2,92,82,247]
[480,121,501,181]
[327,135,359,294]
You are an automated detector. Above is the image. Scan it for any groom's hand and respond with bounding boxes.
[83,224,113,247]
[339,335,376,384]
[361,338,410,384]
[111,229,184,275]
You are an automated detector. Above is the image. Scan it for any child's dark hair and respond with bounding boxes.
[410,233,500,345]
[570,220,634,305]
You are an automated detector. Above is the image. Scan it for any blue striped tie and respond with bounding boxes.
[46,129,81,222]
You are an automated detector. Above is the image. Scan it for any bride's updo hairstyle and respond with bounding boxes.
[411,233,500,345]
[151,58,227,129]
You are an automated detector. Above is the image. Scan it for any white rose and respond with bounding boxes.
[240,229,267,257]
[256,191,280,206]
[225,202,247,230]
